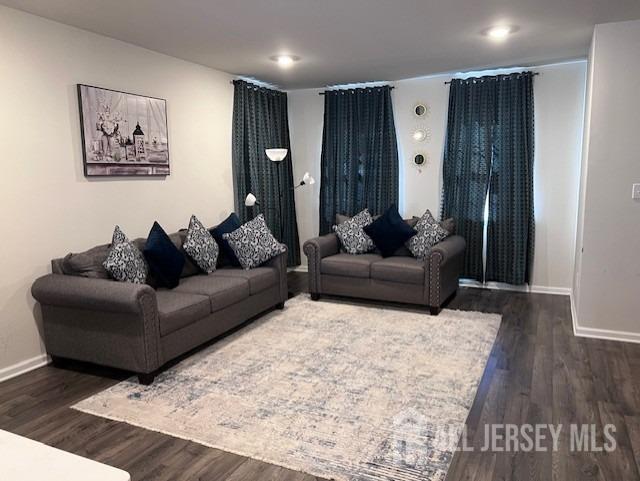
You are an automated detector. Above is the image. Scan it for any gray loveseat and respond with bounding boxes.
[303,229,465,314]
[31,231,288,384]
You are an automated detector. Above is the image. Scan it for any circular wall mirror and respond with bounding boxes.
[413,103,429,118]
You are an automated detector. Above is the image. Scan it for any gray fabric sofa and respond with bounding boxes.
[303,232,465,314]
[31,233,288,384]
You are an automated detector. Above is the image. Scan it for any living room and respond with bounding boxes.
[0,1,639,480]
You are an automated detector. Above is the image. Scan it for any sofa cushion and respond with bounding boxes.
[61,244,111,279]
[215,267,278,295]
[371,257,425,285]
[156,290,211,336]
[174,274,250,312]
[363,204,417,257]
[143,222,185,289]
[321,253,383,278]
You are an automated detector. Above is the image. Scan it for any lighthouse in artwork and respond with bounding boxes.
[132,122,146,162]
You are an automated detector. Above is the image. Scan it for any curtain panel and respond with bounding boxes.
[232,80,300,266]
[442,72,535,285]
[319,86,399,234]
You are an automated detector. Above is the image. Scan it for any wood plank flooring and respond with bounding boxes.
[1,271,639,480]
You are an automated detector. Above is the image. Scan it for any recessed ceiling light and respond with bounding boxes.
[484,25,515,40]
[270,55,300,68]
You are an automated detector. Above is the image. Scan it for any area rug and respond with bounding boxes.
[74,295,501,481]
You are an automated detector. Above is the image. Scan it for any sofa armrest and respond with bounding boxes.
[263,247,288,303]
[32,274,161,374]
[32,274,156,314]
[428,235,466,307]
[303,234,340,294]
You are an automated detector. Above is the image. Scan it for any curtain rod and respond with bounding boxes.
[319,86,395,95]
[444,72,539,84]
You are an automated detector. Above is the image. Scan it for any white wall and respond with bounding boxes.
[289,62,587,292]
[0,6,235,378]
[573,20,640,339]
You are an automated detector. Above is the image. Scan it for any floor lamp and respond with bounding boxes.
[244,148,314,241]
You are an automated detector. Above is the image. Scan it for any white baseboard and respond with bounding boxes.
[459,279,571,296]
[570,293,640,344]
[291,266,308,273]
[573,325,640,344]
[0,353,50,384]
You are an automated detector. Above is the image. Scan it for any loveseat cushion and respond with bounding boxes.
[215,267,278,295]
[174,274,250,312]
[321,253,383,278]
[156,290,211,336]
[371,257,425,285]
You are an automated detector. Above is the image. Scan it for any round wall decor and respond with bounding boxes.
[411,151,429,173]
[411,126,431,143]
[413,102,430,118]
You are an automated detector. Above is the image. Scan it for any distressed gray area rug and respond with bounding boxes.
[74,295,500,481]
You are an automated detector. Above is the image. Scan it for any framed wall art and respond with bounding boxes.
[78,84,170,177]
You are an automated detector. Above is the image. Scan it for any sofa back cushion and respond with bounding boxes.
[61,244,111,279]
[59,228,200,281]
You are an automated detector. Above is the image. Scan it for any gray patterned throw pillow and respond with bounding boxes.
[407,210,450,259]
[223,214,286,270]
[332,209,375,255]
[183,215,219,274]
[103,226,148,284]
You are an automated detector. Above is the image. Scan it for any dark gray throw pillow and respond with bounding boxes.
[223,214,286,270]
[62,244,111,279]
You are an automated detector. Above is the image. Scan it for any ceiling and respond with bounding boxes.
[3,0,640,89]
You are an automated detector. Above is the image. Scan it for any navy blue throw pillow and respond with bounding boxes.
[209,213,242,267]
[143,222,185,289]
[363,205,417,257]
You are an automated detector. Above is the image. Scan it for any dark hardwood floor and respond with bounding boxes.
[2,271,639,480]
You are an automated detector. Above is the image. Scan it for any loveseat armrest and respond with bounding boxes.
[428,235,466,308]
[303,234,340,295]
[263,247,289,303]
[303,233,340,260]
[32,274,156,314]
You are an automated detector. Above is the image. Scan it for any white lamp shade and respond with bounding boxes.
[244,193,257,207]
[302,172,315,185]
[265,148,288,162]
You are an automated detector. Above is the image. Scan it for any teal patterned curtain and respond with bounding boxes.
[441,79,495,281]
[442,72,534,285]
[319,86,399,234]
[232,80,300,266]
[486,73,535,285]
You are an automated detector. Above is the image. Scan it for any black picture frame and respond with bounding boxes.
[77,84,170,177]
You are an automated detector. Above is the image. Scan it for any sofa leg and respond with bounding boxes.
[276,301,285,310]
[138,373,156,385]
[50,355,68,369]
[429,306,441,316]
[310,293,320,301]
